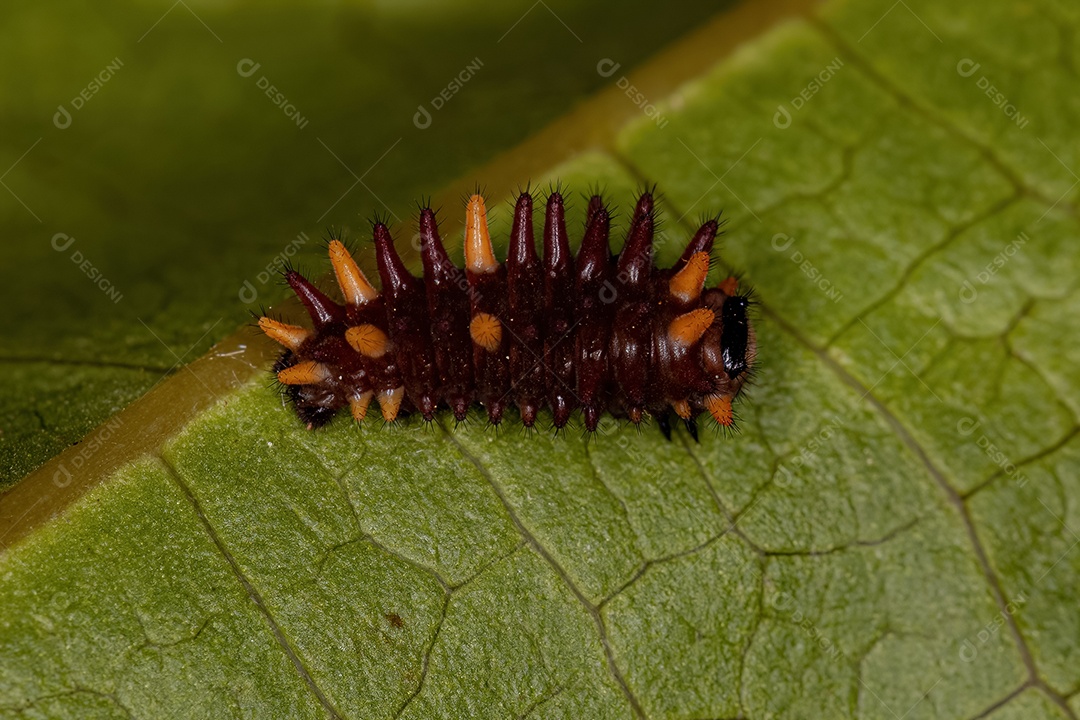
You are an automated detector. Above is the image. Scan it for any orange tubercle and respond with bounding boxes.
[465,194,498,274]
[669,252,710,303]
[469,312,502,351]
[377,386,404,422]
[277,361,331,386]
[672,399,692,420]
[668,308,715,348]
[349,391,373,422]
[719,275,739,296]
[329,240,379,305]
[345,324,389,358]
[705,394,733,426]
[258,317,310,352]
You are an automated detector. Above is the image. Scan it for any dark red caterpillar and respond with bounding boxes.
[258,188,756,438]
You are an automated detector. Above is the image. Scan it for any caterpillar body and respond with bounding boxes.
[258,188,756,438]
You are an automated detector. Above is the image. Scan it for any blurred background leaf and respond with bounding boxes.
[0,0,733,485]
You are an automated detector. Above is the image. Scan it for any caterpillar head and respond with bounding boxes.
[697,284,756,428]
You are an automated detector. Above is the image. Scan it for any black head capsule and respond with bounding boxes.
[720,295,750,379]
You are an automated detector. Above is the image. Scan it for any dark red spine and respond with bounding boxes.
[541,191,577,429]
[373,222,438,419]
[505,192,546,427]
[418,208,474,420]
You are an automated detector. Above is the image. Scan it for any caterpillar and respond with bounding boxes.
[258,188,756,438]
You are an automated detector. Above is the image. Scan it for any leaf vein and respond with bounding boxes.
[159,454,345,720]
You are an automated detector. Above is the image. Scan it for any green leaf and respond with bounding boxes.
[3,0,1079,718]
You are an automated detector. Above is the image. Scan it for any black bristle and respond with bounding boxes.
[684,416,699,443]
[657,412,673,442]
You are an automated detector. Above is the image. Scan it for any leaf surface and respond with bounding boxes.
[2,1,1079,718]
